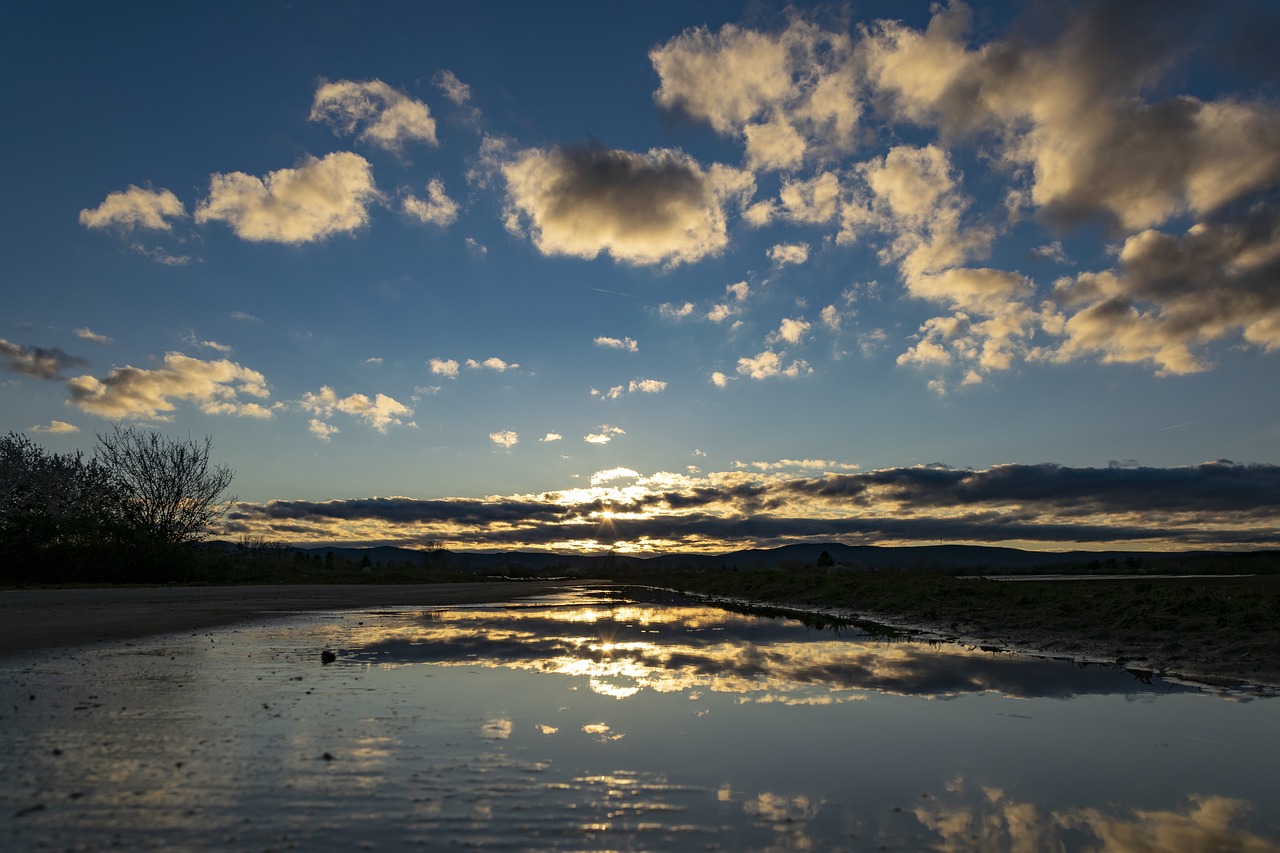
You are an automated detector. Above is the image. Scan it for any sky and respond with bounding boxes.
[3,0,1279,554]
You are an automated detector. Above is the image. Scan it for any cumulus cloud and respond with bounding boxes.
[67,352,273,420]
[769,317,812,345]
[500,144,750,266]
[31,420,79,434]
[629,378,666,394]
[710,370,732,387]
[402,178,458,226]
[584,425,626,445]
[466,357,517,371]
[594,336,639,352]
[489,430,519,448]
[1051,204,1280,373]
[593,379,667,400]
[541,432,563,442]
[300,386,413,433]
[768,242,810,266]
[310,78,438,151]
[195,152,379,244]
[79,186,185,232]
[707,281,752,323]
[651,16,860,170]
[862,2,1280,232]
[309,419,340,441]
[659,302,696,321]
[779,172,840,224]
[429,358,460,378]
[0,340,88,380]
[737,349,812,379]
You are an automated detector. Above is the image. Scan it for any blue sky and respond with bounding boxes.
[4,0,1279,553]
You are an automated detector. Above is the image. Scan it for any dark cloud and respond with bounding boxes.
[229,462,1280,550]
[501,143,744,265]
[782,461,1280,516]
[228,495,579,526]
[0,339,88,380]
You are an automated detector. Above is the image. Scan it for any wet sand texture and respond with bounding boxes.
[0,582,587,656]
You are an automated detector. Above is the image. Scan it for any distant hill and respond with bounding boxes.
[200,540,1248,576]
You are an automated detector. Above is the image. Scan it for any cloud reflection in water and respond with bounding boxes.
[341,591,1198,703]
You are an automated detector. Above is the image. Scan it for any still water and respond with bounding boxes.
[2,585,1277,851]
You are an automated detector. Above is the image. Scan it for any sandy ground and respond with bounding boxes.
[0,581,591,656]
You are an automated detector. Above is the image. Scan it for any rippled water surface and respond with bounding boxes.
[3,586,1277,851]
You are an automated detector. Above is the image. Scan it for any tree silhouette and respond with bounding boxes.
[95,425,235,547]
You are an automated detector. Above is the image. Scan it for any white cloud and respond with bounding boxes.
[182,331,232,354]
[310,78,437,151]
[364,357,383,365]
[650,16,860,171]
[489,430,519,448]
[74,327,113,345]
[630,378,666,394]
[308,419,340,441]
[768,243,809,266]
[706,302,736,323]
[429,358,460,378]
[820,305,841,331]
[66,352,273,421]
[465,237,487,255]
[768,317,812,346]
[659,302,696,321]
[594,336,638,352]
[594,379,667,399]
[739,458,860,472]
[736,349,812,380]
[590,467,640,485]
[31,420,79,434]
[540,432,563,442]
[79,186,185,232]
[501,144,747,266]
[584,425,626,444]
[466,357,516,371]
[778,172,840,224]
[402,178,458,226]
[840,144,991,281]
[710,371,732,388]
[194,152,379,244]
[300,386,413,433]
[230,311,260,323]
[432,69,471,105]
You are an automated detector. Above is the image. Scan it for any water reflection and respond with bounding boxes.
[3,587,1277,851]
[913,779,1279,853]
[340,588,1202,702]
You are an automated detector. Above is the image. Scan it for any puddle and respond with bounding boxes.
[2,586,1277,850]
